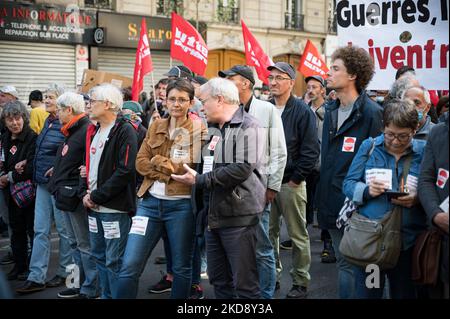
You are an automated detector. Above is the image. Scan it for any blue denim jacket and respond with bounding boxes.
[343,134,428,250]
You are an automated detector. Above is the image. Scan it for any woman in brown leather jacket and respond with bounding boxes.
[114,78,207,299]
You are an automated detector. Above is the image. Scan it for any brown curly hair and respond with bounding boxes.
[331,46,375,93]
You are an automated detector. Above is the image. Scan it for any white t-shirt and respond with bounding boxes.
[149,181,190,201]
[88,122,126,213]
[275,105,285,116]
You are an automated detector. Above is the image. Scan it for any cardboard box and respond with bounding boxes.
[81,69,133,93]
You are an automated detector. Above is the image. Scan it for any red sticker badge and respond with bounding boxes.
[61,144,69,156]
[91,146,96,155]
[342,137,356,152]
[208,136,221,151]
[436,168,449,189]
[9,145,17,155]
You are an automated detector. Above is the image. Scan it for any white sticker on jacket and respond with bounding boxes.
[102,221,121,239]
[406,174,418,193]
[129,216,149,236]
[342,137,356,152]
[437,168,449,189]
[88,216,98,233]
[173,149,188,160]
[202,156,214,174]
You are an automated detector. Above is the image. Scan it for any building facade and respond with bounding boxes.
[0,0,336,99]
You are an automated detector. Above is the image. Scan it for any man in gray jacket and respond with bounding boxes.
[172,77,266,299]
[219,65,287,299]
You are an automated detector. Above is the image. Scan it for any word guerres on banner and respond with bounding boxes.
[337,0,449,90]
[241,20,274,85]
[132,17,153,101]
[170,12,208,75]
[298,40,329,78]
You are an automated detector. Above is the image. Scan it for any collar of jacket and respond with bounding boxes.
[269,94,296,110]
[61,113,88,137]
[153,115,193,135]
[209,105,245,129]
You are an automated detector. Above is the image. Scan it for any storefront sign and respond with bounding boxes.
[0,2,96,44]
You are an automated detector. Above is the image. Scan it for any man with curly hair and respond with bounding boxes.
[315,46,383,298]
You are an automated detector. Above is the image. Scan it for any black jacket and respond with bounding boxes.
[418,113,449,283]
[270,96,320,184]
[82,117,138,213]
[195,106,267,229]
[1,125,37,183]
[48,115,89,210]
[316,91,383,229]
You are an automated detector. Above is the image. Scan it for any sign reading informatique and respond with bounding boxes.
[337,0,449,90]
[98,12,172,50]
[0,2,96,44]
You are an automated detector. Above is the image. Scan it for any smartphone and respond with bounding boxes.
[385,190,409,199]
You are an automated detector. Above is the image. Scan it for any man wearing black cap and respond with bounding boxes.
[164,65,194,80]
[219,65,287,299]
[267,62,320,299]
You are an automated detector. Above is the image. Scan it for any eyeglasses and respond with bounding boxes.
[167,97,191,105]
[384,132,413,142]
[89,99,105,105]
[268,75,291,82]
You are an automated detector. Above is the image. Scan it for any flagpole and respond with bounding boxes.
[151,71,158,113]
[169,57,173,69]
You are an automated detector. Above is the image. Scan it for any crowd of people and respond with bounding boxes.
[0,45,448,299]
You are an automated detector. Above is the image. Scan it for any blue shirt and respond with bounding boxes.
[343,134,428,250]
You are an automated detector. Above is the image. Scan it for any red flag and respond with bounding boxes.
[298,40,329,79]
[241,20,273,85]
[170,12,208,75]
[132,18,153,101]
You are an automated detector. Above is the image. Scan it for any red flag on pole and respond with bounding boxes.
[298,40,329,79]
[170,12,208,75]
[241,20,273,85]
[132,18,153,101]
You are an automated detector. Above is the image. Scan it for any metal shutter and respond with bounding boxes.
[0,41,76,102]
[97,48,177,92]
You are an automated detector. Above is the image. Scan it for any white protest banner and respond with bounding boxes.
[337,0,449,90]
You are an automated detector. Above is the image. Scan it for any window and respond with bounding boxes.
[285,0,304,30]
[156,0,184,17]
[217,0,239,24]
[328,0,337,34]
[84,0,113,10]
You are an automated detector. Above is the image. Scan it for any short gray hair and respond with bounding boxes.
[1,100,29,127]
[57,92,85,115]
[402,86,431,104]
[46,83,66,97]
[89,84,123,113]
[200,77,240,105]
[388,73,418,100]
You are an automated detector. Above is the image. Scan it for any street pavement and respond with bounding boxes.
[0,222,338,300]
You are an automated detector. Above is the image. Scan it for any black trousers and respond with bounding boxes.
[306,170,320,225]
[8,193,34,272]
[206,224,260,299]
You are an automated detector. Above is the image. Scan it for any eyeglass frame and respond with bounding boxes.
[166,97,192,105]
[268,75,292,82]
[383,131,413,142]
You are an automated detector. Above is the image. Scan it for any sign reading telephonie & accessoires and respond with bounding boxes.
[0,2,96,44]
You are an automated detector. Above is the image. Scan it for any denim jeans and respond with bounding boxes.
[192,232,206,285]
[63,204,98,298]
[115,195,195,299]
[328,228,355,299]
[256,203,276,299]
[353,248,417,299]
[28,184,72,284]
[88,211,130,299]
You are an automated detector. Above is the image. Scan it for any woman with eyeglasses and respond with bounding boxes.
[342,99,428,299]
[115,78,208,299]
